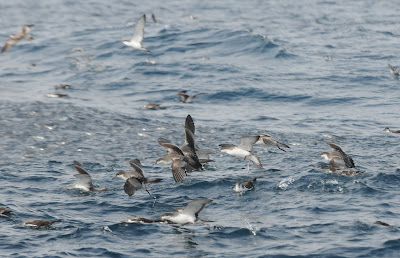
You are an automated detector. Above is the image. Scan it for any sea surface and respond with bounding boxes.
[1,0,400,257]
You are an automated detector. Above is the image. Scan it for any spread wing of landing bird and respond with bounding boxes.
[67,161,107,192]
[255,134,290,152]
[2,24,34,53]
[157,138,189,183]
[122,14,151,53]
[177,90,204,103]
[220,135,263,171]
[320,143,355,169]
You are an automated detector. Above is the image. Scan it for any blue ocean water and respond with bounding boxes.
[1,0,400,256]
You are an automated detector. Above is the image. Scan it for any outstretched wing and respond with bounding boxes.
[73,160,91,175]
[182,199,213,217]
[239,136,260,152]
[131,14,146,43]
[124,177,143,196]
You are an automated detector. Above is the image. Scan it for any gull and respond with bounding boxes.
[320,143,355,169]
[67,161,107,192]
[234,178,258,192]
[388,64,400,76]
[255,134,290,152]
[20,219,59,227]
[114,159,162,196]
[124,199,213,225]
[0,207,13,218]
[177,90,203,103]
[181,115,214,164]
[123,14,151,53]
[220,136,263,172]
[2,24,34,53]
[384,127,400,134]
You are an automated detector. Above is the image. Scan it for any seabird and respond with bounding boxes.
[220,136,263,172]
[55,84,71,90]
[384,127,400,134]
[181,115,214,164]
[20,219,59,227]
[114,159,162,196]
[157,138,190,183]
[177,90,203,103]
[45,93,68,98]
[124,199,213,225]
[374,221,391,227]
[67,161,107,192]
[255,134,290,152]
[0,207,13,218]
[388,64,400,76]
[320,143,355,169]
[1,24,34,53]
[122,14,151,53]
[234,177,257,192]
[142,103,161,110]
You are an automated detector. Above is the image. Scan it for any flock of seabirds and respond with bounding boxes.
[2,14,400,229]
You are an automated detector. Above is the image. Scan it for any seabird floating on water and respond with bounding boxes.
[255,134,290,152]
[320,143,355,169]
[1,24,34,53]
[220,135,263,172]
[114,159,162,196]
[124,199,213,225]
[234,177,258,192]
[66,161,107,192]
[384,127,400,134]
[0,207,13,218]
[142,103,161,110]
[20,219,59,227]
[122,14,151,53]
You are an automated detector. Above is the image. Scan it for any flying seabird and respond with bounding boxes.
[234,178,258,192]
[177,90,203,103]
[181,115,214,164]
[20,219,59,227]
[1,24,34,53]
[0,207,13,218]
[320,143,355,169]
[66,161,107,192]
[220,135,263,172]
[114,159,162,196]
[122,14,151,53]
[157,138,190,183]
[388,64,400,76]
[124,199,213,225]
[384,127,400,134]
[255,134,290,152]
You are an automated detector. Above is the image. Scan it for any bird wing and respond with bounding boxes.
[1,38,18,53]
[158,138,185,156]
[129,158,145,177]
[239,136,260,152]
[131,14,146,43]
[124,178,143,196]
[327,143,354,168]
[185,115,195,135]
[73,174,93,190]
[261,135,290,150]
[182,199,213,217]
[171,158,187,183]
[73,160,91,175]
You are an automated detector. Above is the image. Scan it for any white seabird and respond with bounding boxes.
[122,14,151,53]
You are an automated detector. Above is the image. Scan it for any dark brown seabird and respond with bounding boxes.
[20,219,59,227]
[0,207,13,218]
[384,127,400,134]
[114,159,162,196]
[320,142,355,169]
